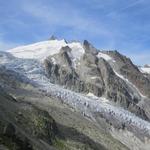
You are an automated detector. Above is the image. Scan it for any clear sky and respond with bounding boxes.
[0,0,150,65]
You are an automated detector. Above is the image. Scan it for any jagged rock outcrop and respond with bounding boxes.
[49,35,57,41]
[104,50,150,98]
[83,40,98,55]
[44,42,149,120]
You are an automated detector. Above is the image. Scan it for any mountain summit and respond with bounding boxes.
[49,35,57,40]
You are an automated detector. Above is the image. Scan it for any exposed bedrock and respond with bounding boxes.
[103,50,150,98]
[44,45,149,120]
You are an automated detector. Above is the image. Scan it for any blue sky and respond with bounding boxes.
[0,0,150,65]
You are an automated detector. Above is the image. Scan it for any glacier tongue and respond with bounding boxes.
[27,65,150,139]
[97,52,113,61]
[1,51,150,140]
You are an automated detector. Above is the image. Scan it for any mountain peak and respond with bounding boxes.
[49,35,57,40]
[83,40,98,55]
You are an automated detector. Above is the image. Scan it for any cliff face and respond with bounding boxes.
[44,41,149,120]
[104,51,150,98]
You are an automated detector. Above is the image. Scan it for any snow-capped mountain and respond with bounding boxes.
[7,39,84,63]
[0,38,150,150]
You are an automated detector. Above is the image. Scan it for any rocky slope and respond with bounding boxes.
[0,38,150,150]
[43,40,149,120]
[0,87,58,150]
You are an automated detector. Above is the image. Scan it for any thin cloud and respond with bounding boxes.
[107,0,145,17]
[121,0,144,11]
[21,0,113,38]
[129,53,150,65]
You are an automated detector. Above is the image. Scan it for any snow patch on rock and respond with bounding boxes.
[114,70,146,98]
[97,52,113,61]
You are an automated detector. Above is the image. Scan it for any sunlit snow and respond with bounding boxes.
[8,40,85,63]
[97,52,112,61]
[140,67,150,74]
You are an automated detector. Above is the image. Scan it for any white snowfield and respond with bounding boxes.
[97,52,112,61]
[140,67,150,74]
[1,50,150,141]
[8,39,85,64]
[8,40,67,60]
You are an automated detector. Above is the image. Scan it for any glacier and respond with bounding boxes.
[1,50,150,142]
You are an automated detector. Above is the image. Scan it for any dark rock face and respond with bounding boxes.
[44,47,81,91]
[147,74,150,80]
[98,58,132,108]
[49,35,57,40]
[104,50,150,98]
[44,45,149,120]
[3,123,15,137]
[83,40,98,55]
[44,47,105,95]
[0,90,59,150]
[97,58,149,122]
[17,106,58,143]
[0,122,33,150]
